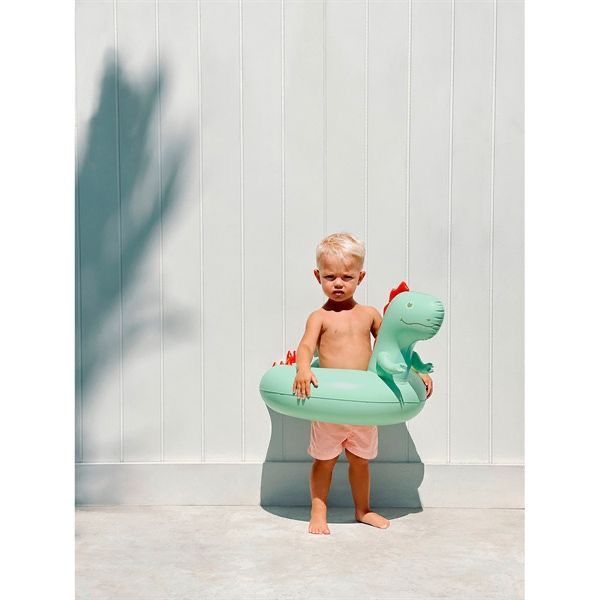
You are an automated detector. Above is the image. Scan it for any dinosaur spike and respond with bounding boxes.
[383,280,410,314]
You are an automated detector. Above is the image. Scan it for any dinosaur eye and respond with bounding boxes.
[406,302,413,308]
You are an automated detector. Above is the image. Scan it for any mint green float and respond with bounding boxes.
[259,282,445,426]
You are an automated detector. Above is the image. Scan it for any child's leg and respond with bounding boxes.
[309,456,339,534]
[345,449,390,529]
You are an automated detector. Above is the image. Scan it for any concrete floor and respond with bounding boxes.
[76,506,523,599]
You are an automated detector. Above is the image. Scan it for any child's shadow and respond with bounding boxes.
[259,407,424,523]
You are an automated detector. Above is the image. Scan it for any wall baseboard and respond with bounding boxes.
[76,462,523,508]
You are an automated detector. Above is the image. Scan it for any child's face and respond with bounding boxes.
[314,252,365,302]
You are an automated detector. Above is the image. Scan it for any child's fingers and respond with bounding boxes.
[292,378,317,399]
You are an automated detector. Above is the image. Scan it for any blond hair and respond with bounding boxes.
[316,232,365,269]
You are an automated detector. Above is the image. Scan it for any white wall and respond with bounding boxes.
[76,0,523,506]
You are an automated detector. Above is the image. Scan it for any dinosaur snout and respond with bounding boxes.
[425,300,445,330]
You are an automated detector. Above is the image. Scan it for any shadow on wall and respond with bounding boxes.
[76,52,189,454]
[259,407,425,522]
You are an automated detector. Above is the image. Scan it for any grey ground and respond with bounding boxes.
[76,506,523,600]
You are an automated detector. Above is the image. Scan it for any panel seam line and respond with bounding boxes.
[239,0,246,463]
[113,0,125,464]
[489,0,498,465]
[197,0,206,463]
[447,0,456,465]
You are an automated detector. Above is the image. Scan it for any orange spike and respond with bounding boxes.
[383,281,410,314]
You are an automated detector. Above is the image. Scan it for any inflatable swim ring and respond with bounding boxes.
[259,282,445,426]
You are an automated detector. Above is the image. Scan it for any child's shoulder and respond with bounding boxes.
[359,303,383,318]
[306,307,326,323]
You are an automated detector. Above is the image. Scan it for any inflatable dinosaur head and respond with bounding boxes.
[383,281,445,343]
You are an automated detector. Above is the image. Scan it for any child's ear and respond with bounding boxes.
[314,269,321,283]
[358,270,366,284]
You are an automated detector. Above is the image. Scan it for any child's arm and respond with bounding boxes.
[411,352,434,398]
[293,311,321,399]
[370,307,383,339]
[417,371,433,398]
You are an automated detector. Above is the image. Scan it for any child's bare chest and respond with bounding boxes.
[317,308,373,369]
[320,310,372,340]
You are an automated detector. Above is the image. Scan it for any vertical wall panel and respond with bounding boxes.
[117,0,163,462]
[76,0,122,462]
[76,140,82,463]
[75,5,83,463]
[449,0,495,462]
[158,0,203,461]
[366,0,409,309]
[492,0,524,464]
[325,0,367,304]
[242,0,283,462]
[367,0,411,462]
[200,0,243,461]
[282,0,325,461]
[407,0,452,463]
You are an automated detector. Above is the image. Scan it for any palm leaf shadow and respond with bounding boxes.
[76,52,190,456]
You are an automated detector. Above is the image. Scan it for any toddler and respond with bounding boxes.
[292,232,433,534]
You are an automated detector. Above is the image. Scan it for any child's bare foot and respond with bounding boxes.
[355,510,390,529]
[308,507,330,534]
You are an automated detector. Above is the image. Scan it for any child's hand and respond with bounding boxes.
[293,369,319,399]
[418,372,433,398]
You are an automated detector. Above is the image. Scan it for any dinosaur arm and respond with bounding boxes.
[411,351,434,374]
[376,351,410,379]
[377,351,422,403]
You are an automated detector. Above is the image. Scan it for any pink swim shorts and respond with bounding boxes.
[307,420,378,460]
